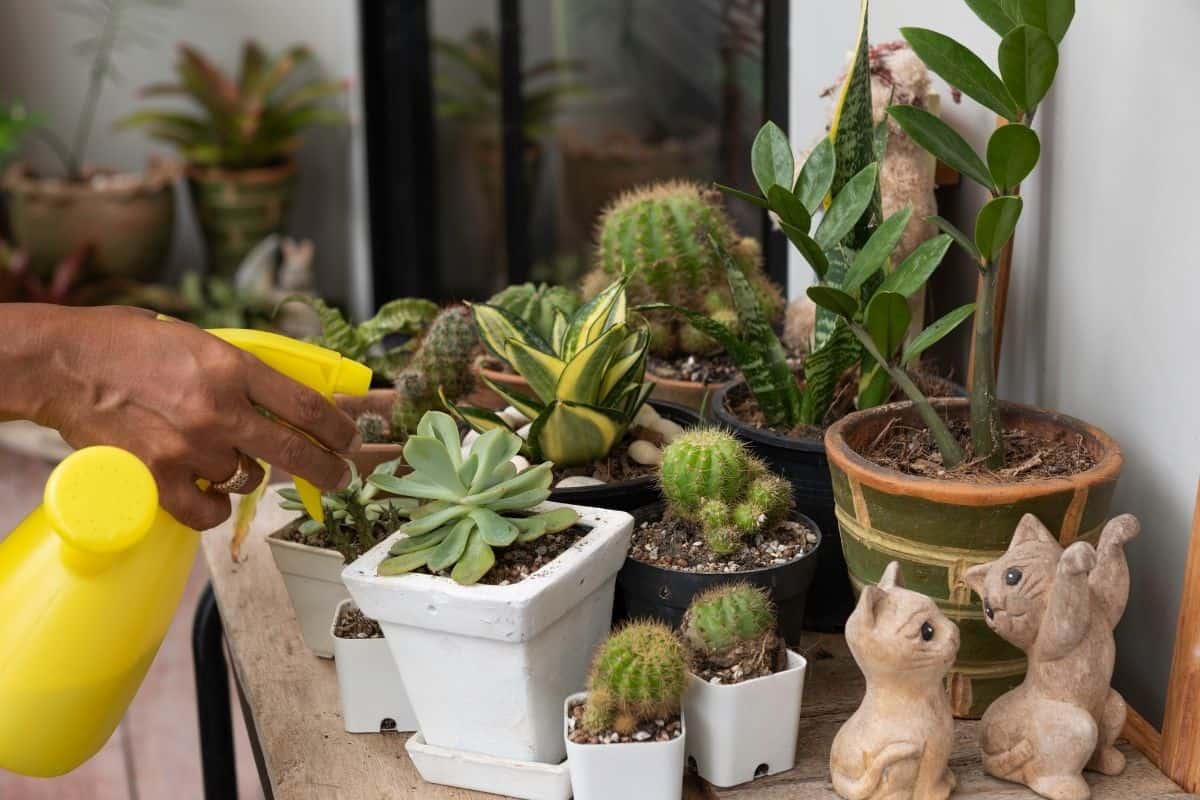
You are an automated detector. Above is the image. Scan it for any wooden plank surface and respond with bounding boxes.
[203,488,1192,800]
[1162,480,1200,792]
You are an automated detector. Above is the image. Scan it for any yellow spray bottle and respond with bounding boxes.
[0,329,370,777]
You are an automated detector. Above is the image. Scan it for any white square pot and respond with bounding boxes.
[683,649,807,787]
[343,502,632,765]
[405,733,572,800]
[563,691,686,800]
[330,600,418,733]
[265,514,349,659]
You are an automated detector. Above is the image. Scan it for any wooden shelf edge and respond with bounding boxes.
[1125,706,1164,768]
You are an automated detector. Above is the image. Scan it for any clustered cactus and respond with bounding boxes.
[390,305,479,438]
[660,429,793,555]
[355,412,390,444]
[582,181,783,359]
[682,584,784,676]
[582,621,689,736]
[486,282,579,344]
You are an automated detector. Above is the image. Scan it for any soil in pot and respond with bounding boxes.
[566,701,683,745]
[552,437,657,485]
[689,630,788,686]
[630,509,817,574]
[333,604,383,639]
[277,517,392,564]
[405,526,589,586]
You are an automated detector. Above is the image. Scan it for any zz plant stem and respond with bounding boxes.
[969,261,1001,467]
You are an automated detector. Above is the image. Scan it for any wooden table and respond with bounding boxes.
[200,501,1195,800]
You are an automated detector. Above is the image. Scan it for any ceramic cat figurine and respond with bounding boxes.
[831,561,960,800]
[964,513,1140,800]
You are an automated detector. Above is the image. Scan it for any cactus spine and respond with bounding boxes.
[391,305,478,437]
[583,621,689,736]
[355,412,390,444]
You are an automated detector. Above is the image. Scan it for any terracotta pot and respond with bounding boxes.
[646,370,728,413]
[3,160,178,279]
[824,398,1123,718]
[187,160,295,276]
[473,361,529,411]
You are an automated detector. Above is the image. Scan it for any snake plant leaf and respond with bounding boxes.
[450,529,495,585]
[751,120,795,196]
[965,0,1017,36]
[426,517,474,572]
[987,124,1040,190]
[378,546,437,576]
[358,297,438,348]
[527,400,626,466]
[877,235,953,298]
[799,320,860,424]
[551,309,570,353]
[439,388,519,437]
[998,25,1058,113]
[975,196,1024,261]
[901,27,1020,122]
[556,323,627,403]
[476,377,542,423]
[873,119,890,164]
[794,136,836,214]
[403,435,467,494]
[779,221,829,279]
[845,207,914,294]
[767,185,811,232]
[887,106,994,191]
[865,292,911,359]
[622,380,655,421]
[400,501,473,536]
[1011,0,1074,43]
[599,329,648,403]
[715,182,769,210]
[829,0,879,249]
[807,286,860,320]
[470,302,552,361]
[471,508,520,547]
[565,277,627,360]
[388,524,453,555]
[902,303,977,365]
[506,339,566,404]
[417,411,463,468]
[814,163,880,251]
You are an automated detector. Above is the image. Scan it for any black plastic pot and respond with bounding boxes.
[616,504,821,644]
[548,400,701,512]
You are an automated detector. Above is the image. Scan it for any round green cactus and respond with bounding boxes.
[660,429,749,518]
[355,412,390,444]
[682,584,777,657]
[583,621,689,736]
[391,305,479,437]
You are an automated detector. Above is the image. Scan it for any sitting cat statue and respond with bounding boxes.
[964,513,1140,800]
[831,561,960,800]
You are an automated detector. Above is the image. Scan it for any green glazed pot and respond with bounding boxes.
[824,398,1123,718]
[187,160,295,276]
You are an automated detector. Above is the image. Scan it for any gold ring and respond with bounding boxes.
[211,453,253,494]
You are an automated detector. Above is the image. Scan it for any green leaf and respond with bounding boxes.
[807,286,859,319]
[478,375,545,422]
[901,27,1020,121]
[506,339,566,405]
[794,136,835,213]
[358,297,438,348]
[845,207,913,294]
[877,235,953,298]
[450,529,495,585]
[525,506,579,533]
[965,0,1017,36]
[779,221,829,279]
[902,303,977,365]
[998,25,1058,113]
[873,119,889,164]
[555,323,626,404]
[1013,0,1074,43]
[987,124,1040,189]
[865,292,911,359]
[402,436,466,494]
[887,105,994,190]
[440,391,520,440]
[378,546,436,576]
[814,163,879,250]
[799,320,860,425]
[388,525,452,556]
[927,215,983,263]
[469,302,551,362]
[416,411,463,468]
[400,502,473,536]
[829,0,879,250]
[565,277,626,359]
[529,401,626,467]
[857,361,892,410]
[426,517,474,572]
[975,196,1024,261]
[750,121,795,196]
[470,508,519,547]
[767,184,811,231]
[715,182,768,210]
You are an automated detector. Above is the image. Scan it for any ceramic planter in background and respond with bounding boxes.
[187,160,294,276]
[563,691,686,800]
[330,600,417,734]
[683,650,807,787]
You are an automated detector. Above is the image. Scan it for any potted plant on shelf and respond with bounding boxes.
[579,180,786,410]
[1,1,180,281]
[448,276,700,512]
[474,281,578,406]
[342,411,632,799]
[266,458,412,657]
[816,3,1123,717]
[330,600,417,734]
[120,40,348,275]
[679,584,806,787]
[620,427,821,641]
[564,621,688,800]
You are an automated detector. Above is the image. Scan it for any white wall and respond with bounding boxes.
[791,0,1200,727]
[0,0,371,315]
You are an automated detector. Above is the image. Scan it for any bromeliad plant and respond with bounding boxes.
[371,411,579,585]
[280,295,438,378]
[447,277,652,467]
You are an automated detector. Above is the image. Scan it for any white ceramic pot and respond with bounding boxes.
[265,521,348,659]
[683,650,807,787]
[563,691,686,800]
[343,502,632,765]
[330,600,418,734]
[405,733,572,800]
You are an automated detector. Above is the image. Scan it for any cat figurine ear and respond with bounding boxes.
[855,584,887,628]
[878,560,904,590]
[1010,513,1060,548]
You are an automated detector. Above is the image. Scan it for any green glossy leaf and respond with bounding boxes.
[902,303,977,365]
[998,25,1058,113]
[807,286,859,319]
[358,297,438,347]
[556,323,626,404]
[795,136,835,213]
[877,235,953,298]
[975,196,1024,261]
[450,529,495,585]
[814,163,879,250]
[927,215,983,263]
[829,0,879,249]
[845,207,913,294]
[479,375,545,422]
[1013,0,1074,43]
[767,184,811,231]
[506,339,566,405]
[750,121,794,196]
[857,361,892,410]
[887,105,994,190]
[987,124,1040,189]
[901,27,1020,121]
[440,390,519,439]
[426,517,474,572]
[402,436,466,494]
[778,220,829,279]
[865,292,911,359]
[529,400,626,466]
[965,0,1017,36]
[715,182,768,210]
[469,302,551,363]
[565,277,626,359]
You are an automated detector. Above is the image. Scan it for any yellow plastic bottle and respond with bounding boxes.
[0,329,370,777]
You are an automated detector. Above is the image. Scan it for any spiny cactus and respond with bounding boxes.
[391,305,479,438]
[582,621,689,736]
[660,429,793,555]
[487,282,579,344]
[584,181,783,358]
[682,584,775,658]
[355,412,390,444]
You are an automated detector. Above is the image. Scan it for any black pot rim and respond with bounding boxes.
[710,380,825,454]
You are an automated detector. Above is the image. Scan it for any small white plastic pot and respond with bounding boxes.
[343,502,632,765]
[330,600,417,734]
[563,691,686,800]
[405,733,572,800]
[265,519,348,659]
[683,649,807,787]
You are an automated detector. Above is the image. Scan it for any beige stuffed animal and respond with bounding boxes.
[830,561,959,800]
[964,514,1140,800]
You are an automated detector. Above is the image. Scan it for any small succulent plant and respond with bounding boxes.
[660,429,792,555]
[355,412,390,444]
[390,305,479,438]
[278,458,415,561]
[486,282,579,344]
[371,411,579,585]
[582,621,689,736]
[682,584,777,665]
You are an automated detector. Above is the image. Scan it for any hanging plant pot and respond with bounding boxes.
[330,600,417,733]
[187,160,295,276]
[683,650,807,787]
[825,398,1123,718]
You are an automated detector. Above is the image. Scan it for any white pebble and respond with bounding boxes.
[652,417,685,443]
[628,440,663,466]
[498,406,530,428]
[633,731,651,741]
[509,455,530,472]
[461,430,480,451]
[556,475,606,489]
[632,404,663,428]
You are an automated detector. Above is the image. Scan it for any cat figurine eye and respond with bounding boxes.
[921,622,934,641]
[1005,567,1023,585]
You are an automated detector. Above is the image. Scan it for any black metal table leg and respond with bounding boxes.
[193,582,238,799]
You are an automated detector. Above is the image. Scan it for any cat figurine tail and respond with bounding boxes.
[830,561,959,800]
[964,513,1140,800]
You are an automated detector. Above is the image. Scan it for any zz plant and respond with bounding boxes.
[371,411,579,585]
